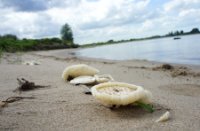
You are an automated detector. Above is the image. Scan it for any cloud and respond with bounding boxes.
[164,0,200,12]
[178,9,200,28]
[79,0,151,30]
[0,0,47,12]
[0,0,81,12]
[0,8,60,38]
[161,0,200,31]
[0,0,200,44]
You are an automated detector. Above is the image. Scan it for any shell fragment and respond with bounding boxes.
[23,61,40,66]
[91,82,152,107]
[156,111,170,122]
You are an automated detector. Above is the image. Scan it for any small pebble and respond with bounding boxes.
[84,91,92,95]
[84,89,92,95]
[0,101,7,108]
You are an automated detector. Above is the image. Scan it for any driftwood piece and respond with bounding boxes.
[4,96,35,103]
[14,78,49,92]
[0,96,35,110]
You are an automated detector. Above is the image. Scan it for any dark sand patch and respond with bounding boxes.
[122,64,200,77]
[152,64,175,71]
[153,64,200,77]
[87,102,169,119]
[122,65,148,69]
[1,53,23,64]
[102,61,115,65]
[159,84,200,97]
[33,52,116,65]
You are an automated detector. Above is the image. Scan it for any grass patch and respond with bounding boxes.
[136,102,154,113]
[0,48,3,58]
[0,48,3,63]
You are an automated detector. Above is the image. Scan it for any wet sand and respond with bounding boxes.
[0,49,200,131]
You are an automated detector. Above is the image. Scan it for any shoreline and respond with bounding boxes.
[81,33,200,48]
[32,48,200,68]
[0,49,200,131]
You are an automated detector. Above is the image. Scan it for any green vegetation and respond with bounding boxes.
[136,102,154,113]
[0,23,78,52]
[82,27,200,48]
[0,35,78,52]
[0,47,3,58]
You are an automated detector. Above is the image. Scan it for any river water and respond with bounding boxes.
[77,34,200,65]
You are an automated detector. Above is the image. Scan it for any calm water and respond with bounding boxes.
[77,34,200,65]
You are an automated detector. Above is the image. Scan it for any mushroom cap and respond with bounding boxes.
[70,76,96,85]
[62,64,99,81]
[94,74,114,83]
[91,82,151,106]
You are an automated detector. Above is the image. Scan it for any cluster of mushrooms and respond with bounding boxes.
[62,64,170,122]
[62,64,152,108]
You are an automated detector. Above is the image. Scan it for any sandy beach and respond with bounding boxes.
[0,49,200,131]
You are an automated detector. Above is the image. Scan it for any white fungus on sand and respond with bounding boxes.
[94,74,114,83]
[91,82,152,107]
[70,76,96,85]
[69,74,114,85]
[62,64,99,81]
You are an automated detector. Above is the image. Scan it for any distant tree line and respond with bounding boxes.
[166,28,200,37]
[0,23,78,52]
[82,27,200,48]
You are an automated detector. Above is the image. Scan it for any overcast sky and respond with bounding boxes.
[0,0,200,44]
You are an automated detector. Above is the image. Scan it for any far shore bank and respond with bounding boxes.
[81,33,200,48]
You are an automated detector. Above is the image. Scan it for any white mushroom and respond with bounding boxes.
[70,76,96,85]
[138,90,153,104]
[62,64,99,81]
[91,82,152,107]
[69,74,114,85]
[94,74,114,83]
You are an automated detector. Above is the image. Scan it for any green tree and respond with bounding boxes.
[107,39,114,43]
[180,30,184,34]
[60,23,73,44]
[174,31,180,36]
[166,31,174,36]
[190,28,200,34]
[3,34,18,40]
